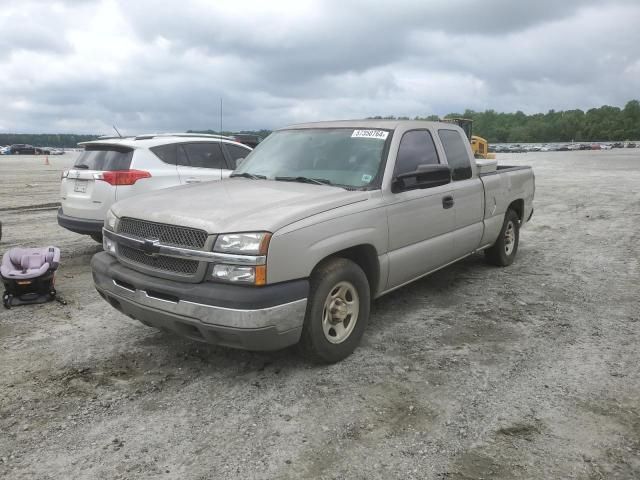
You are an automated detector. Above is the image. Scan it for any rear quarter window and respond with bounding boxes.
[150,144,177,165]
[75,145,133,171]
[438,129,472,180]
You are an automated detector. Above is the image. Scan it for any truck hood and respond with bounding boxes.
[111,178,369,234]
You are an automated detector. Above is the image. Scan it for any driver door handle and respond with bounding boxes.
[442,195,454,209]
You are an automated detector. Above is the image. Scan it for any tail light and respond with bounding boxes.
[94,170,151,186]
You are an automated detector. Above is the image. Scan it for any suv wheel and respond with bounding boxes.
[299,258,370,363]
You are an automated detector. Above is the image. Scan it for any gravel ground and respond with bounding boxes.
[1,150,639,479]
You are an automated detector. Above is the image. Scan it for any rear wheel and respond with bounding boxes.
[299,258,370,363]
[485,209,520,266]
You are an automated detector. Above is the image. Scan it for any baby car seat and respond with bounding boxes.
[1,246,61,308]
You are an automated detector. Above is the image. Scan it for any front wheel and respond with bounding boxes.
[298,258,370,363]
[485,209,520,266]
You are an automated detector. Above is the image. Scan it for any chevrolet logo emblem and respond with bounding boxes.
[142,238,161,257]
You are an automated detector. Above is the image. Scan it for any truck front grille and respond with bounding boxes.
[118,217,208,249]
[115,218,210,281]
[119,245,199,276]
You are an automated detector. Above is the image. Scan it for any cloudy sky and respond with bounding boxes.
[0,0,639,134]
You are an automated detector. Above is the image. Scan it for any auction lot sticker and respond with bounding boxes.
[351,129,389,140]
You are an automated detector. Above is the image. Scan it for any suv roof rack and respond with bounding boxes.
[133,133,233,141]
[95,135,136,140]
[78,133,235,146]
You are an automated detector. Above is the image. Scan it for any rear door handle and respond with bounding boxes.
[442,195,455,209]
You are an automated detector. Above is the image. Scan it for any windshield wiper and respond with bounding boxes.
[230,172,266,180]
[275,176,333,186]
[72,164,90,169]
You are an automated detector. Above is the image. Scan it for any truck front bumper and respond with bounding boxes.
[91,252,308,351]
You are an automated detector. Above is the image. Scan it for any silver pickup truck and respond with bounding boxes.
[91,120,534,363]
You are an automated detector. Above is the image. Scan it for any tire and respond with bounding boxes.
[90,233,103,243]
[485,209,520,266]
[298,258,371,363]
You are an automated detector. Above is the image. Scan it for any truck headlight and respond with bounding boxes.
[211,264,266,285]
[103,235,117,256]
[214,232,271,255]
[104,209,118,231]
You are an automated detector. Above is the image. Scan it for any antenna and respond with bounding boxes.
[113,125,123,138]
[220,98,223,138]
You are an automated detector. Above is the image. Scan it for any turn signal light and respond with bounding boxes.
[96,170,151,186]
[255,265,267,286]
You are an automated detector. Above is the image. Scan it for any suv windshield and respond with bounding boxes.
[233,128,391,188]
[74,145,133,171]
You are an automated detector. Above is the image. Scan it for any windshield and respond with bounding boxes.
[233,128,391,188]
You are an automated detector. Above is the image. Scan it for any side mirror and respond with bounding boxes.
[392,164,451,193]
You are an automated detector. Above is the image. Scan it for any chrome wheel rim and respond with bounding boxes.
[322,281,359,344]
[504,221,516,255]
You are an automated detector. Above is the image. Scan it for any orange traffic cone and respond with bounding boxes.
[44,156,50,166]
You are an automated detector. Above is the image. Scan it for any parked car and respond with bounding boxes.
[229,134,262,148]
[0,146,11,155]
[92,120,535,363]
[10,144,37,154]
[58,133,252,242]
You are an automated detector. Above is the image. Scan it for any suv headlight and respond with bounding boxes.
[214,232,271,255]
[210,232,271,285]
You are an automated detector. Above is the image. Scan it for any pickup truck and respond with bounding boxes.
[91,120,534,363]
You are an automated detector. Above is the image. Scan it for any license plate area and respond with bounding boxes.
[74,179,88,193]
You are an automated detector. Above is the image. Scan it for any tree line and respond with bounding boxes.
[371,100,640,143]
[0,133,100,148]
[2,100,638,147]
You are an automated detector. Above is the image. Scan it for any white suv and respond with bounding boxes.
[58,134,252,242]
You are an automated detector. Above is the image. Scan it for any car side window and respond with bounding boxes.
[225,144,252,168]
[394,130,439,180]
[182,143,225,169]
[176,145,189,166]
[438,129,472,180]
[150,144,177,165]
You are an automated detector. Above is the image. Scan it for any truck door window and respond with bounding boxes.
[183,143,225,169]
[393,130,439,189]
[438,129,472,180]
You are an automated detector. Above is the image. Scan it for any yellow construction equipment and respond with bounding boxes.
[442,118,495,159]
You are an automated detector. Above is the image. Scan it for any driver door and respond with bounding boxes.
[385,129,457,289]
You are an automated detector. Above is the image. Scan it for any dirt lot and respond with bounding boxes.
[1,150,639,479]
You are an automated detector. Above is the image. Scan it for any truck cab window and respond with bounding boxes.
[438,129,472,180]
[393,130,439,189]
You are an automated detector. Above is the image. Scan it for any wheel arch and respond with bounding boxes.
[508,199,525,222]
[312,244,380,297]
